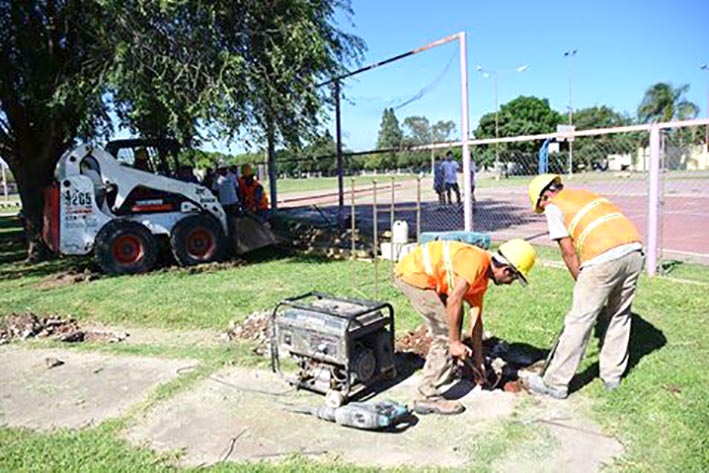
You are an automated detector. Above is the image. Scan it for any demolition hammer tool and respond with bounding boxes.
[285,400,409,431]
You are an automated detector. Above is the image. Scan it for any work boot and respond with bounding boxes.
[522,374,568,400]
[413,398,465,416]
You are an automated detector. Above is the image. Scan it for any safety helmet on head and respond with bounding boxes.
[528,174,562,214]
[495,239,536,286]
[241,163,254,177]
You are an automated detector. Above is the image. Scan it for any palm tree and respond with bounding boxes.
[638,82,699,123]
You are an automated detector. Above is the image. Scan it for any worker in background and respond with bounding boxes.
[238,163,269,219]
[433,155,445,206]
[524,174,644,399]
[395,239,536,415]
[133,148,150,172]
[442,151,461,205]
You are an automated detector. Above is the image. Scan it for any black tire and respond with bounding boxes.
[94,220,158,275]
[170,214,226,267]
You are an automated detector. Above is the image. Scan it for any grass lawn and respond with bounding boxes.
[0,214,707,471]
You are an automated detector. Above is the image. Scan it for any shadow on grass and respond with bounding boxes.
[570,313,667,393]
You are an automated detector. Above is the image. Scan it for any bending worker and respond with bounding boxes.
[395,238,536,415]
[524,174,644,399]
[237,163,269,219]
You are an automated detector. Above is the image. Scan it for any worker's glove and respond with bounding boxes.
[449,340,472,360]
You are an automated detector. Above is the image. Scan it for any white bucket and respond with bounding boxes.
[392,220,409,244]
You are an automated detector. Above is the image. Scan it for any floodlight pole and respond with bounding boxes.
[564,49,577,176]
[459,32,473,232]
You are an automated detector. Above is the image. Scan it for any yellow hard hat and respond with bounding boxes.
[528,174,562,213]
[496,239,537,286]
[241,163,254,177]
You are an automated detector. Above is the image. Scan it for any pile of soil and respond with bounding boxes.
[0,312,128,345]
[224,311,271,355]
[395,324,432,358]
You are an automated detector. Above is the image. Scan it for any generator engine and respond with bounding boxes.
[271,292,396,406]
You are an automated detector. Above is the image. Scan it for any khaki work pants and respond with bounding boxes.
[544,250,644,390]
[395,277,456,399]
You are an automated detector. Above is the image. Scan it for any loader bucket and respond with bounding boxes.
[231,213,279,254]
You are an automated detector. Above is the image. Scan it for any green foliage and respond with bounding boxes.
[369,108,403,170]
[638,82,699,123]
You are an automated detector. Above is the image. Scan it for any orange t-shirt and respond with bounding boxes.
[395,241,491,309]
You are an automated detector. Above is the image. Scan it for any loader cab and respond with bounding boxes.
[105,139,183,177]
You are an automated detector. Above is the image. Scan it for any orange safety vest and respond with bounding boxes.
[238,176,269,211]
[395,241,490,305]
[549,189,641,264]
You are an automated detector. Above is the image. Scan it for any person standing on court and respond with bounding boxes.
[395,239,536,415]
[523,174,644,399]
[442,151,461,205]
[433,155,446,206]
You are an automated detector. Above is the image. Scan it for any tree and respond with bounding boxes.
[474,96,562,169]
[0,0,364,259]
[373,108,402,169]
[638,82,699,123]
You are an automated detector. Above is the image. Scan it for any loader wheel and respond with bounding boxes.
[170,214,225,266]
[95,220,158,275]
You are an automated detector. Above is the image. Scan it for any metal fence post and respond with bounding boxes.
[372,179,378,299]
[646,124,661,276]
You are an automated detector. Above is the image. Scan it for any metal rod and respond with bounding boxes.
[1,159,7,203]
[335,81,344,225]
[317,33,460,87]
[350,176,356,286]
[373,179,379,299]
[416,175,422,241]
[267,124,278,210]
[646,124,661,276]
[390,176,395,261]
[459,32,472,232]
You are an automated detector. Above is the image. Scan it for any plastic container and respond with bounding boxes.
[392,220,409,244]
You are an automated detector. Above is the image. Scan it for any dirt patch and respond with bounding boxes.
[35,267,101,290]
[154,259,248,275]
[395,324,431,357]
[224,311,271,355]
[0,312,128,345]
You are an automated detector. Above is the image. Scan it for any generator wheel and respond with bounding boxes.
[170,214,225,266]
[95,220,158,275]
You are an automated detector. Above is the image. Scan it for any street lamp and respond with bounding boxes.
[701,64,709,151]
[564,49,577,175]
[476,64,528,177]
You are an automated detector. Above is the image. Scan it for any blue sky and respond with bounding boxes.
[327,0,709,151]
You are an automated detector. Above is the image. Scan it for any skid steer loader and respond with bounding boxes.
[41,140,277,275]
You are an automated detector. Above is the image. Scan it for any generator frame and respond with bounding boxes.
[270,292,395,400]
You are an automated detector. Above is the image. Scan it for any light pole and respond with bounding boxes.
[476,64,528,177]
[564,49,577,175]
[701,64,709,151]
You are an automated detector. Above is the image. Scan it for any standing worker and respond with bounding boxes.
[524,174,644,399]
[395,239,536,415]
[238,163,269,219]
[433,156,445,206]
[442,151,461,205]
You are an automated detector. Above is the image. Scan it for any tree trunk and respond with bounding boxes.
[8,144,57,262]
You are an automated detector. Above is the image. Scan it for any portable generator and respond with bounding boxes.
[270,292,396,407]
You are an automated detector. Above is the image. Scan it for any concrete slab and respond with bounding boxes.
[0,346,195,430]
[126,366,518,468]
[127,367,624,470]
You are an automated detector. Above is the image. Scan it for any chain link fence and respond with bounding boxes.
[269,121,709,285]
